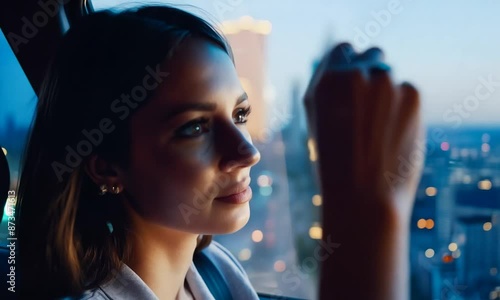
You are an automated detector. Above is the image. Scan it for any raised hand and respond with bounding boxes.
[305,43,424,300]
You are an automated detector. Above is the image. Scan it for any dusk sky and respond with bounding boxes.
[2,0,500,127]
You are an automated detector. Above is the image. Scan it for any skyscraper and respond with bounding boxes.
[221,16,272,141]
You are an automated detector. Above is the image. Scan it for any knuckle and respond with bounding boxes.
[365,47,384,57]
[401,82,418,97]
[401,82,420,109]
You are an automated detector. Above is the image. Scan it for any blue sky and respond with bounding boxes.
[3,0,500,127]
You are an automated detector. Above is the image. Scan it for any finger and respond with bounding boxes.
[390,83,421,155]
[355,47,385,64]
[304,46,340,106]
[305,43,357,117]
[354,47,390,79]
[329,42,356,65]
[314,70,365,183]
[351,70,369,179]
[365,68,395,172]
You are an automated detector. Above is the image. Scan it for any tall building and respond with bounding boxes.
[221,16,272,141]
[455,216,499,299]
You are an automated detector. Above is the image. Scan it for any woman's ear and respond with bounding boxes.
[84,154,123,188]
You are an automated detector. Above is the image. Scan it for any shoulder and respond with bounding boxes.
[58,288,111,300]
[61,264,158,300]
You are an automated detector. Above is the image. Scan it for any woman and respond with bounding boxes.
[16,4,423,300]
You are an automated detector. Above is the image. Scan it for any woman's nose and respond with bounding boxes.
[217,123,261,172]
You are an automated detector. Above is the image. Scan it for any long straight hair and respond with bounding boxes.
[17,6,231,298]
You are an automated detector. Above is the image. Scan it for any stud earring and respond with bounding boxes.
[111,185,121,194]
[99,184,108,195]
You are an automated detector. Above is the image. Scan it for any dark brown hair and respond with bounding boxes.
[17,5,230,298]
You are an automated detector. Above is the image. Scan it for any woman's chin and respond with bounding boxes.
[209,205,251,234]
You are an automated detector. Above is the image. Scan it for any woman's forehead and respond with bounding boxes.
[152,38,243,105]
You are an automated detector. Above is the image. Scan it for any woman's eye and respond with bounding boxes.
[175,118,210,138]
[234,106,252,124]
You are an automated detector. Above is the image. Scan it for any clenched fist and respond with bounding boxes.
[305,43,424,300]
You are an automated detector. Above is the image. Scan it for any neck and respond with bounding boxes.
[125,210,198,300]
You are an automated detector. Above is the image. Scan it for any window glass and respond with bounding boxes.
[0,28,37,247]
[9,0,500,298]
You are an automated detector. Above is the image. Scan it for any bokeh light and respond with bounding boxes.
[257,175,272,187]
[238,248,252,261]
[440,142,450,151]
[312,194,322,206]
[425,249,435,258]
[309,224,322,239]
[484,222,493,231]
[478,179,492,190]
[425,187,437,197]
[425,219,435,230]
[273,260,286,272]
[252,230,264,243]
[448,243,458,252]
[417,219,426,229]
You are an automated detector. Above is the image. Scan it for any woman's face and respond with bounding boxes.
[120,38,260,234]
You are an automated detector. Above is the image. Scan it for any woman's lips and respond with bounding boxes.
[214,186,252,204]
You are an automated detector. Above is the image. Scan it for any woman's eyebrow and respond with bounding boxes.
[163,92,248,123]
[236,92,248,105]
[163,102,217,122]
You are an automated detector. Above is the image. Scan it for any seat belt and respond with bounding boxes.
[193,248,233,300]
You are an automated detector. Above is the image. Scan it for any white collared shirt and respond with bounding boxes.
[70,241,259,300]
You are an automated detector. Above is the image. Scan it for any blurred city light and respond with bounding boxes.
[440,142,450,151]
[425,249,435,258]
[273,260,286,273]
[1,147,6,156]
[257,175,273,187]
[417,218,426,229]
[222,16,272,35]
[482,143,491,153]
[425,187,437,197]
[484,222,493,231]
[252,230,264,243]
[478,179,492,190]
[425,219,435,230]
[448,243,458,252]
[307,138,317,162]
[442,254,454,264]
[238,248,252,261]
[259,186,273,196]
[490,287,500,299]
[452,249,461,259]
[309,223,322,240]
[312,194,322,206]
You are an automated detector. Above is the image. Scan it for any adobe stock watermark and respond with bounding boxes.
[384,137,426,191]
[443,74,500,129]
[7,0,70,54]
[258,107,293,145]
[213,0,244,21]
[179,172,233,224]
[51,64,169,181]
[6,190,17,293]
[385,73,500,190]
[353,0,405,49]
[439,278,467,300]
